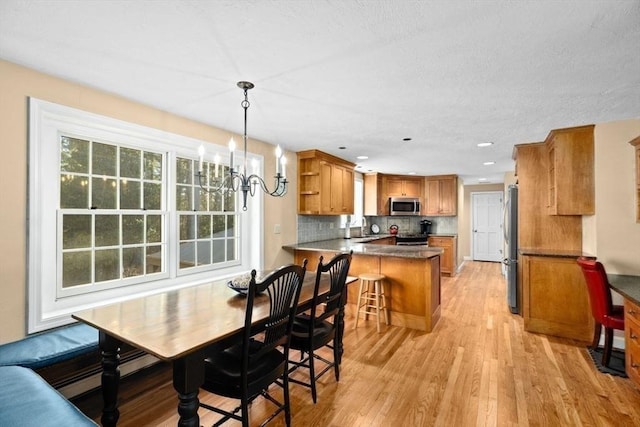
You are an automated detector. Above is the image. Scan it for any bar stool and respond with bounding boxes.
[353,273,389,333]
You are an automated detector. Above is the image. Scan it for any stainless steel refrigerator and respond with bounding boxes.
[503,184,519,314]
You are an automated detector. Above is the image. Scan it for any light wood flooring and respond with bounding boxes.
[73,261,640,426]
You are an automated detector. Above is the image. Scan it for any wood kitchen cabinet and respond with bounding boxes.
[386,175,423,198]
[424,175,457,216]
[545,125,595,215]
[625,298,640,387]
[630,135,640,222]
[364,173,423,216]
[520,253,593,342]
[297,149,355,215]
[427,235,457,276]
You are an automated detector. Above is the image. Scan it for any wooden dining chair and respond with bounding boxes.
[199,261,307,427]
[288,251,352,403]
[576,257,625,368]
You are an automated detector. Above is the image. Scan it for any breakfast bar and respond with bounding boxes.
[284,238,444,332]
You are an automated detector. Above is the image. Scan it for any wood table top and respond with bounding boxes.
[73,273,356,361]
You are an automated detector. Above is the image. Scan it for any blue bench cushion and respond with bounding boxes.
[0,365,97,426]
[0,323,98,369]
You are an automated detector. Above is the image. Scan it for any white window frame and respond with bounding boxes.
[341,174,364,228]
[28,98,263,332]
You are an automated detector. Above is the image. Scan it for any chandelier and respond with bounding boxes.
[196,81,288,211]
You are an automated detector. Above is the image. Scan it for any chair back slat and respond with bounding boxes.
[245,261,307,365]
[311,252,353,324]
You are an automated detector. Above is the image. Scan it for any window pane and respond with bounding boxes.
[180,215,195,240]
[92,177,117,209]
[209,191,223,212]
[120,147,141,179]
[95,249,120,282]
[212,240,225,263]
[146,245,162,273]
[144,152,162,181]
[226,215,235,238]
[60,137,89,173]
[144,182,162,210]
[176,158,192,184]
[179,242,195,268]
[212,215,225,238]
[120,180,141,209]
[123,247,143,277]
[198,215,211,239]
[92,142,117,176]
[123,215,144,245]
[224,191,235,212]
[60,175,89,208]
[147,215,161,243]
[197,241,211,265]
[95,215,119,247]
[176,185,192,211]
[197,188,208,211]
[63,214,92,249]
[63,251,92,287]
[227,239,236,262]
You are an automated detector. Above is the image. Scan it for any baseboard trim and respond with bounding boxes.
[59,354,160,399]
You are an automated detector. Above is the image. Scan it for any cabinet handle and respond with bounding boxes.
[632,334,638,340]
[633,363,639,369]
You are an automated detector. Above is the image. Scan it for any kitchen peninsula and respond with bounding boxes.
[283,238,443,332]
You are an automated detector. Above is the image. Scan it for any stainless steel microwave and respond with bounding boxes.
[389,197,421,216]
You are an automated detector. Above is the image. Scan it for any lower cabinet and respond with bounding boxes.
[520,254,593,342]
[427,236,457,276]
[625,299,640,387]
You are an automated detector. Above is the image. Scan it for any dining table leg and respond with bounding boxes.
[99,331,121,427]
[173,350,205,427]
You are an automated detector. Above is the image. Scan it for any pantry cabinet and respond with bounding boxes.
[545,125,594,215]
[297,149,355,215]
[424,175,457,216]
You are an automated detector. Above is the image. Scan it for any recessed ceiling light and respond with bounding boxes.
[483,161,495,165]
[356,155,369,160]
[403,137,412,142]
[478,178,488,182]
[407,171,417,175]
[338,146,346,150]
[477,142,493,147]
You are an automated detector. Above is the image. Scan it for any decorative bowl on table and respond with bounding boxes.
[227,273,258,295]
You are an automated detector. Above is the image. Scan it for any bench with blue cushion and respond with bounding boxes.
[0,365,97,426]
[0,323,98,369]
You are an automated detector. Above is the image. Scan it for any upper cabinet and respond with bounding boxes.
[297,149,355,215]
[385,175,423,198]
[425,175,457,216]
[545,125,595,215]
[630,135,640,222]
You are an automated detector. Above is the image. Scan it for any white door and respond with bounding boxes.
[472,192,503,262]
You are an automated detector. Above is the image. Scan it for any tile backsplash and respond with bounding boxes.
[297,215,457,243]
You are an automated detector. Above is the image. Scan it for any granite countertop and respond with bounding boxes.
[518,248,595,258]
[283,238,443,260]
[609,274,640,305]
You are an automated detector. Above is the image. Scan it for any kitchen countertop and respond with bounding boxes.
[609,274,640,305]
[283,238,443,259]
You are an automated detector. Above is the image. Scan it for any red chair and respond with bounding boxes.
[576,257,625,367]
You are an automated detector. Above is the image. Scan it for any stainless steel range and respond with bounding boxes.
[395,234,429,246]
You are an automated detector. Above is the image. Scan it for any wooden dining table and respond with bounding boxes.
[72,271,357,427]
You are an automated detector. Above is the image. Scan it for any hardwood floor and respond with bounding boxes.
[73,261,640,426]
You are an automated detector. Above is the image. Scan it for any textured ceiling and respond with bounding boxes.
[1,0,639,184]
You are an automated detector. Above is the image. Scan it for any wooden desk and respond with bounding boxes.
[73,273,356,426]
[609,274,640,388]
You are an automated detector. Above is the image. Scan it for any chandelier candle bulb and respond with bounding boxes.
[275,145,282,175]
[228,138,236,171]
[198,145,205,172]
[214,153,221,178]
